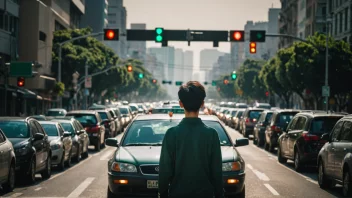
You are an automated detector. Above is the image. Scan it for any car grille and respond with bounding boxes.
[140,165,159,175]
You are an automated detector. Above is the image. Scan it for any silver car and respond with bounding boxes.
[39,121,73,170]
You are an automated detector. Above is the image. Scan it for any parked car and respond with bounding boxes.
[46,108,67,117]
[118,106,133,128]
[253,103,271,109]
[66,111,105,152]
[253,110,273,146]
[110,108,123,133]
[0,129,16,192]
[39,121,73,170]
[226,109,239,127]
[96,110,116,139]
[232,109,245,130]
[0,117,52,184]
[240,108,264,137]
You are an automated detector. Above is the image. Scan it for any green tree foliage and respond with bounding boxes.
[216,76,236,99]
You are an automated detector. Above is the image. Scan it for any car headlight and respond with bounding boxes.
[222,162,242,172]
[51,143,62,150]
[111,162,137,173]
[15,145,30,156]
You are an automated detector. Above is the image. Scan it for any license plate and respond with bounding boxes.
[147,180,158,189]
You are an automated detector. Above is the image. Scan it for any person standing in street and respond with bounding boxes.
[158,81,224,198]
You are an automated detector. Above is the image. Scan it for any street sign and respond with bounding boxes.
[9,62,33,77]
[85,76,92,88]
[322,86,330,97]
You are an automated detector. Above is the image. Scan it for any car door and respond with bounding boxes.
[73,121,84,150]
[288,116,307,158]
[326,121,344,176]
[0,131,9,181]
[29,121,45,169]
[281,117,298,157]
[333,121,352,180]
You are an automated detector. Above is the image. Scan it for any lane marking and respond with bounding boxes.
[264,183,280,196]
[247,164,253,170]
[67,177,95,198]
[246,164,270,181]
[34,187,42,191]
[10,193,23,197]
[100,149,115,160]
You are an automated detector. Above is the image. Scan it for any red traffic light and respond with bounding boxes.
[230,31,245,42]
[265,91,269,97]
[104,29,119,40]
[17,77,25,87]
[223,79,229,85]
[250,42,256,54]
[152,79,157,84]
[127,65,133,72]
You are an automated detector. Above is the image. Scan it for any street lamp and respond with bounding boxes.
[324,17,332,111]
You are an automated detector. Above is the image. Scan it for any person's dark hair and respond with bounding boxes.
[178,81,206,112]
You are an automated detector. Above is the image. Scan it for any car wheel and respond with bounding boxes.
[58,150,65,171]
[26,158,36,184]
[294,150,303,172]
[95,139,101,152]
[41,155,52,179]
[107,186,116,198]
[277,146,287,164]
[264,142,269,151]
[82,143,89,158]
[74,144,81,162]
[3,162,15,192]
[343,170,352,197]
[65,149,72,167]
[101,138,106,148]
[269,142,275,152]
[318,160,333,189]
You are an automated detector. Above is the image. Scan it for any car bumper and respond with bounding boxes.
[88,134,100,145]
[51,149,64,165]
[15,155,32,172]
[108,172,245,197]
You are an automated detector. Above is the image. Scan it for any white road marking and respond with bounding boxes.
[100,149,115,160]
[10,193,23,197]
[67,177,95,198]
[264,183,280,195]
[34,187,42,191]
[247,164,254,170]
[246,164,270,181]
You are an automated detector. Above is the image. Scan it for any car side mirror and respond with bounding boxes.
[321,133,330,141]
[235,138,249,147]
[80,129,85,134]
[33,133,44,141]
[63,131,72,137]
[105,138,119,147]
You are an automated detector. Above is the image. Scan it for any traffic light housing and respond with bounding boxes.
[212,81,216,86]
[104,29,119,40]
[250,30,266,42]
[162,80,172,85]
[175,81,183,86]
[265,91,269,97]
[249,42,256,54]
[155,28,164,43]
[230,31,245,42]
[17,77,25,87]
[127,65,133,72]
[231,71,237,80]
[204,82,208,85]
[138,73,144,79]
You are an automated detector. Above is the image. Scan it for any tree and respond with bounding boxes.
[216,75,236,99]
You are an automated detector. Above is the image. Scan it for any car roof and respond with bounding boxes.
[38,121,58,125]
[134,114,219,121]
[67,110,96,114]
[48,108,66,111]
[51,119,73,123]
[0,117,28,121]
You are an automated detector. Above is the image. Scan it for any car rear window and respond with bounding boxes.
[98,112,108,120]
[276,112,298,127]
[122,120,231,146]
[46,110,65,116]
[152,108,185,114]
[310,117,342,134]
[0,121,29,138]
[249,110,262,119]
[67,114,97,126]
[265,112,273,122]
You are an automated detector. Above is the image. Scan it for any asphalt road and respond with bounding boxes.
[0,124,345,198]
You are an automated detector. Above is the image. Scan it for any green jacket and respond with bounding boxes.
[158,117,224,198]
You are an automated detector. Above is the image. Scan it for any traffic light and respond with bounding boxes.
[127,65,133,72]
[138,73,144,79]
[104,29,119,40]
[212,81,217,86]
[162,80,172,85]
[204,82,208,85]
[250,30,266,42]
[152,79,157,84]
[17,77,25,87]
[155,28,164,43]
[223,79,229,85]
[175,81,183,86]
[265,91,269,97]
[231,71,237,80]
[249,42,256,54]
[229,31,245,42]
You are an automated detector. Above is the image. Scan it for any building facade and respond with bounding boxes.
[278,0,298,48]
[183,50,193,82]
[297,0,307,38]
[200,49,225,82]
[267,8,281,57]
[328,0,352,44]
[80,0,108,41]
[127,23,146,61]
[105,0,127,58]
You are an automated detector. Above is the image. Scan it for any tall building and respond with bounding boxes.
[328,0,352,44]
[199,49,225,82]
[80,0,109,40]
[105,0,127,58]
[244,21,268,59]
[230,42,245,70]
[211,53,231,81]
[174,49,184,83]
[297,0,307,38]
[278,0,298,48]
[267,8,281,58]
[183,50,194,82]
[145,53,164,85]
[305,0,327,37]
[127,23,147,61]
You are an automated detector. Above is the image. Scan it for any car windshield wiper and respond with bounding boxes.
[124,143,162,146]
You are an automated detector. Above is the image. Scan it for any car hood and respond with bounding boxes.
[9,138,30,148]
[48,136,60,143]
[115,146,239,164]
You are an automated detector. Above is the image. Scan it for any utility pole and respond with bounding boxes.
[84,62,88,110]
[325,19,330,111]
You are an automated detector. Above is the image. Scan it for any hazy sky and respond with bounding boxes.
[124,0,281,68]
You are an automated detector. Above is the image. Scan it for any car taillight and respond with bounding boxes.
[302,132,319,141]
[91,125,100,133]
[271,125,281,132]
[246,118,250,123]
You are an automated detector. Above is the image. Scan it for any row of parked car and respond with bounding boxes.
[212,103,352,197]
[0,102,150,193]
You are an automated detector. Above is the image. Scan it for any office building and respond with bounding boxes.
[183,50,194,82]
[328,0,352,44]
[267,8,281,57]
[278,0,298,48]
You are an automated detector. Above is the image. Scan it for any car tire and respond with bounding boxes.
[264,142,269,151]
[101,138,106,148]
[3,162,15,192]
[82,143,89,158]
[343,170,352,197]
[228,185,245,198]
[107,186,116,198]
[74,144,81,162]
[95,139,101,152]
[277,146,287,164]
[253,136,258,145]
[58,151,65,171]
[26,157,36,184]
[41,155,52,179]
[269,142,275,153]
[294,150,303,172]
[318,160,333,189]
[65,149,72,167]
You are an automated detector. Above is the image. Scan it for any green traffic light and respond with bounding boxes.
[138,73,144,79]
[156,35,163,42]
[156,28,163,34]
[256,33,263,39]
[231,74,237,80]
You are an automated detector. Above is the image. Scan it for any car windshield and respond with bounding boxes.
[41,124,59,136]
[46,110,65,116]
[249,110,262,119]
[67,114,97,126]
[119,108,129,114]
[98,112,108,120]
[60,123,75,133]
[122,120,232,146]
[310,117,342,134]
[0,121,29,138]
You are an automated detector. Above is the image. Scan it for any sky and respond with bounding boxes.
[124,0,281,68]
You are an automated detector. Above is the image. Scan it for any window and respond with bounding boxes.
[310,117,342,135]
[41,124,59,136]
[34,121,45,135]
[39,31,46,42]
[0,121,30,138]
[328,0,332,13]
[66,114,98,126]
[340,12,343,33]
[4,14,8,31]
[109,20,116,24]
[108,13,116,16]
[340,121,352,141]
[345,8,348,31]
[98,112,108,120]
[335,14,338,34]
[322,6,326,17]
[295,117,307,130]
[0,130,5,143]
